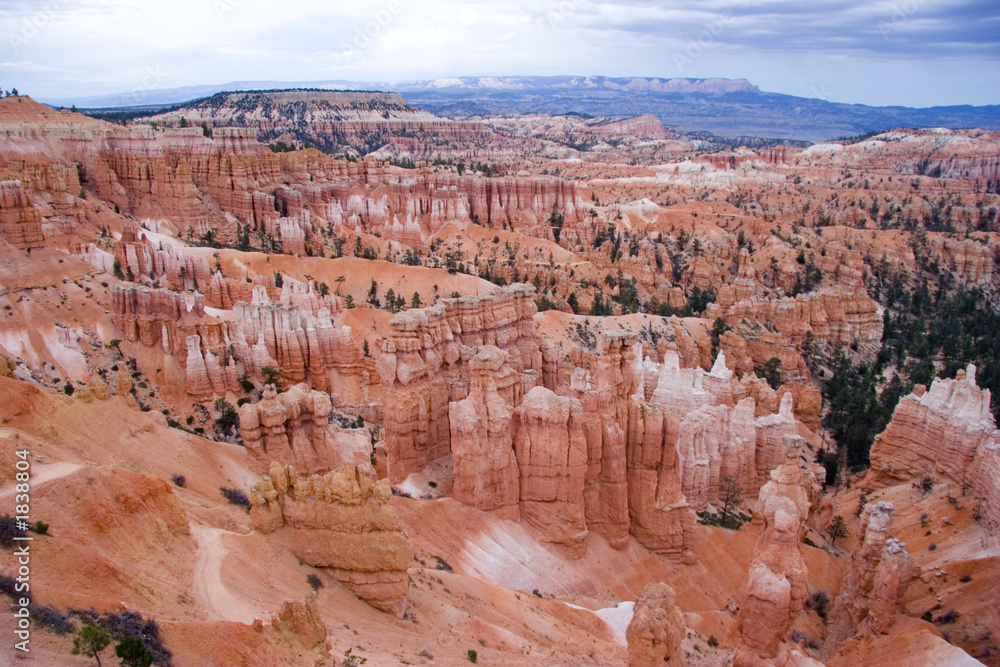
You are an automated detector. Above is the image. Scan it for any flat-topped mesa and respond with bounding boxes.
[868,364,998,491]
[238,383,372,476]
[513,385,588,557]
[0,180,43,249]
[626,583,687,667]
[735,436,820,667]
[449,346,522,517]
[380,285,543,483]
[825,502,916,653]
[250,463,413,617]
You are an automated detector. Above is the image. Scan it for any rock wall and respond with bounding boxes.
[238,384,361,476]
[675,398,757,512]
[868,366,1000,511]
[449,347,521,516]
[380,284,542,483]
[0,180,43,249]
[111,284,228,358]
[513,385,588,557]
[250,463,413,617]
[722,288,883,347]
[230,284,353,390]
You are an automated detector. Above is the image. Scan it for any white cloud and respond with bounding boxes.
[0,0,995,107]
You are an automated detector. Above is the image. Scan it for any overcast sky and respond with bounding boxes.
[1,0,998,107]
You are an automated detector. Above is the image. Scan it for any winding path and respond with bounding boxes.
[190,523,260,623]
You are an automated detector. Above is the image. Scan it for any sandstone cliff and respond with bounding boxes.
[513,385,589,557]
[867,365,1000,541]
[380,285,542,482]
[449,346,521,516]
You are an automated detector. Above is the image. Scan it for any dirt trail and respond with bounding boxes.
[190,523,261,623]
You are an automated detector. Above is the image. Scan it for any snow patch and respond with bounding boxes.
[566,601,635,646]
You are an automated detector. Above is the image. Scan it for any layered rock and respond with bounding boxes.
[238,384,342,476]
[250,463,413,617]
[735,437,820,667]
[675,397,757,512]
[381,285,542,483]
[0,180,43,249]
[111,284,226,358]
[513,385,588,557]
[449,347,520,516]
[625,398,694,558]
[868,365,998,491]
[230,284,353,389]
[973,440,1000,548]
[114,221,212,290]
[826,503,916,652]
[626,583,687,667]
[754,394,801,491]
[570,332,635,550]
[252,592,331,667]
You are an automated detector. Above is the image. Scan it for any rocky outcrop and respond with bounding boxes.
[626,582,687,667]
[513,385,588,557]
[114,222,212,290]
[252,592,331,667]
[230,284,351,389]
[111,284,226,358]
[675,397,757,512]
[0,180,43,249]
[973,440,1000,548]
[449,347,520,517]
[754,394,801,491]
[868,366,1000,513]
[735,436,819,667]
[238,384,346,476]
[721,287,883,347]
[380,285,542,483]
[185,334,214,401]
[250,463,413,617]
[826,502,915,652]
